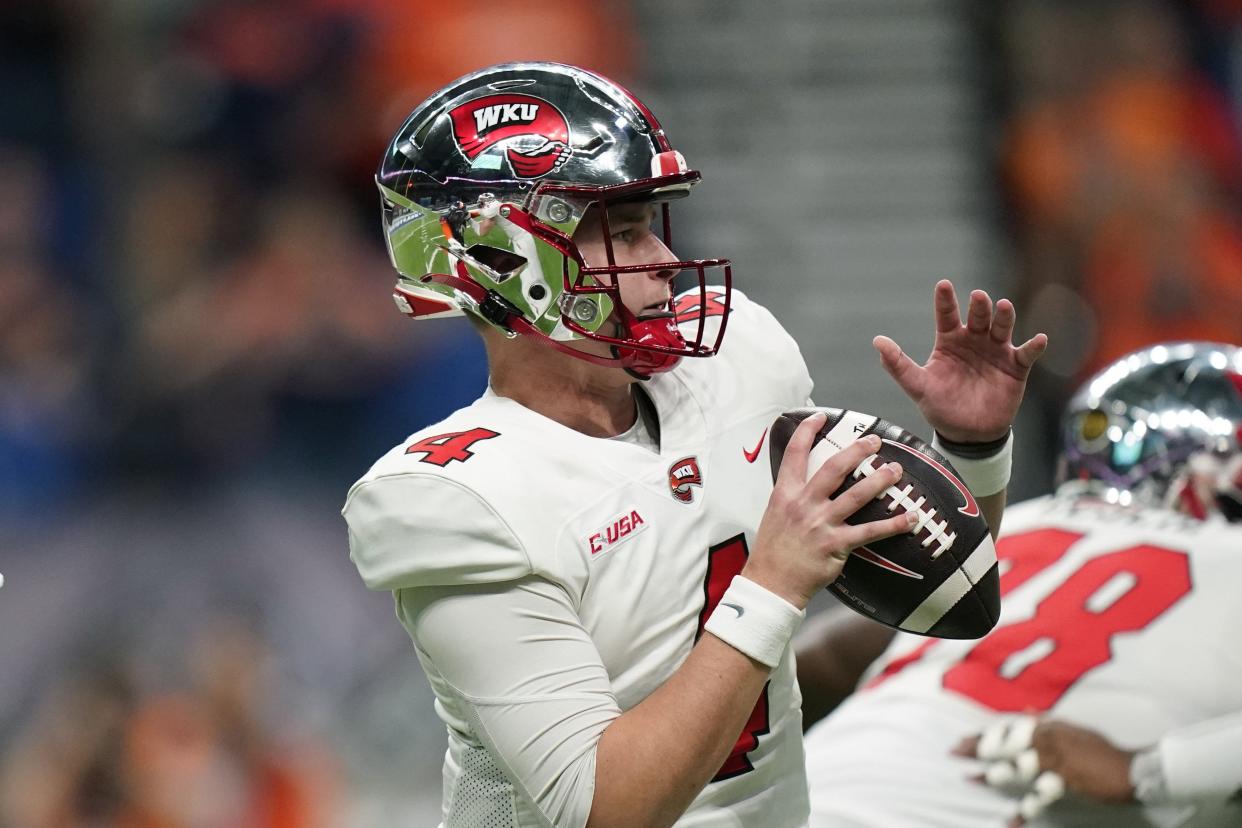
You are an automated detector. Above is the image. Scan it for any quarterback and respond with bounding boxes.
[343,62,1045,827]
[800,342,1242,827]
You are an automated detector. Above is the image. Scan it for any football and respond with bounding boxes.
[769,407,1000,639]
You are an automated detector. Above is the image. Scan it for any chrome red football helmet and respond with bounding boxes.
[376,62,731,376]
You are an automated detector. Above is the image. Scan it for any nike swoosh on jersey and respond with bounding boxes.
[743,428,769,463]
[721,602,745,617]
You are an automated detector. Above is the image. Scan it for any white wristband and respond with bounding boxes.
[703,575,805,669]
[931,431,1014,497]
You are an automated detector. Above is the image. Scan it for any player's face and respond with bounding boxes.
[573,201,677,318]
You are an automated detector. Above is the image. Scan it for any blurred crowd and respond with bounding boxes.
[999,0,1242,388]
[2,0,1241,825]
[0,0,635,516]
[2,620,339,827]
[1,0,632,824]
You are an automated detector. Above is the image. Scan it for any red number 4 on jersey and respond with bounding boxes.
[405,428,500,467]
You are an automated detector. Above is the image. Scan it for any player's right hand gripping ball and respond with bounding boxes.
[769,407,1001,639]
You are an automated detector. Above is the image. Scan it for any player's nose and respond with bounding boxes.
[639,235,679,281]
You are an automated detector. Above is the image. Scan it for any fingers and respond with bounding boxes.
[840,510,919,552]
[872,335,902,372]
[984,754,1036,787]
[810,448,918,556]
[942,288,1050,373]
[827,460,902,520]
[934,279,961,333]
[952,734,980,758]
[966,290,993,334]
[806,433,881,498]
[959,716,1067,827]
[775,411,827,489]
[977,715,1038,760]
[1014,772,1066,825]
[873,336,926,399]
[990,298,1016,344]
[938,286,1027,343]
[1015,332,1049,370]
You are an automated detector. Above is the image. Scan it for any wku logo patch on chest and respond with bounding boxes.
[668,456,703,504]
[448,93,573,179]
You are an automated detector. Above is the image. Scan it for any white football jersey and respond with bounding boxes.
[345,289,814,827]
[805,493,1242,828]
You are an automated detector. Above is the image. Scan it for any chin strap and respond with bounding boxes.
[614,315,685,378]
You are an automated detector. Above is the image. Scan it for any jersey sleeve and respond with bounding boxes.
[1152,710,1242,804]
[397,577,621,827]
[343,472,532,590]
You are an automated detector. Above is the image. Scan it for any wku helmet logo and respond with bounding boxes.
[448,94,574,179]
[668,456,704,504]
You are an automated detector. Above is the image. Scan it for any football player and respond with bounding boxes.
[343,62,1045,827]
[800,341,1242,827]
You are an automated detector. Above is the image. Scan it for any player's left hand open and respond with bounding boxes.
[954,715,1137,827]
[874,280,1048,443]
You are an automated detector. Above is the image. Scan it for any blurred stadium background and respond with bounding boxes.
[1,0,1239,824]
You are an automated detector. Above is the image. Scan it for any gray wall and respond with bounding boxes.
[635,0,1009,449]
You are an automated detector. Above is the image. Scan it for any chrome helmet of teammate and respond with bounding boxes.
[376,61,731,377]
[1059,341,1242,520]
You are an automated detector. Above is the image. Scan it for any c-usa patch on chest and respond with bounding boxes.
[586,509,649,558]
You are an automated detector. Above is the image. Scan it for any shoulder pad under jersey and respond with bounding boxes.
[674,286,813,411]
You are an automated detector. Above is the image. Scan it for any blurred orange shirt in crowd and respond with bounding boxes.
[310,0,637,142]
[1007,63,1242,376]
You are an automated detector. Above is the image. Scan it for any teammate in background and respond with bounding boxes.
[343,62,1045,827]
[799,341,1242,827]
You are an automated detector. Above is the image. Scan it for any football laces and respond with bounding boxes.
[853,455,957,558]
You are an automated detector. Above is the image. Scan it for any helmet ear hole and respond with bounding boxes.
[465,244,527,279]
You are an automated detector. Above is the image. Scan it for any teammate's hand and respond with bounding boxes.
[874,280,1047,443]
[954,715,1137,826]
[744,411,918,609]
